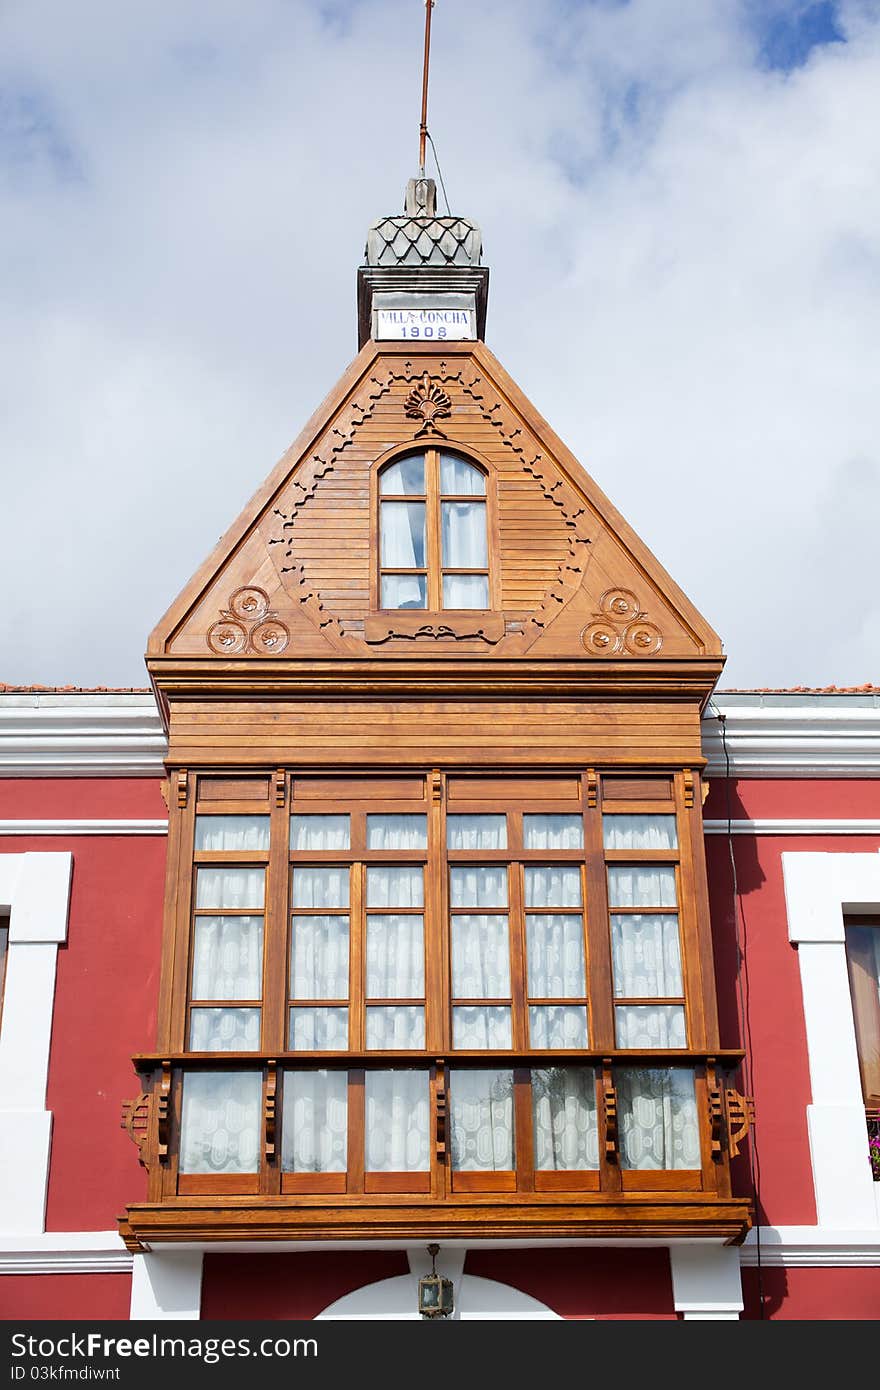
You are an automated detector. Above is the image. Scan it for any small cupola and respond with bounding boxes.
[357,176,489,347]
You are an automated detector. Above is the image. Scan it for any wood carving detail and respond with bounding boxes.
[405,373,452,437]
[363,614,505,646]
[265,1061,278,1161]
[602,1062,619,1161]
[121,1092,151,1170]
[582,588,663,658]
[724,1088,755,1158]
[207,587,290,656]
[157,1061,172,1164]
[435,1061,448,1159]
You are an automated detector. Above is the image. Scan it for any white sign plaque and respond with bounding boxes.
[375,307,475,341]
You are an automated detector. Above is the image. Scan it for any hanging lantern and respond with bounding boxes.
[417,1243,454,1318]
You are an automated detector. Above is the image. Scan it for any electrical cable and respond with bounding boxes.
[710,700,766,1319]
[425,130,452,215]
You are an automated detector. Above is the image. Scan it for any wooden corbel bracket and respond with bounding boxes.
[724,1087,755,1158]
[602,1060,618,1162]
[156,1061,172,1163]
[120,1091,151,1170]
[265,1061,278,1161]
[434,1060,448,1160]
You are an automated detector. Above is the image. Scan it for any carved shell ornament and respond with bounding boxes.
[581,588,662,657]
[405,373,452,436]
[207,586,290,656]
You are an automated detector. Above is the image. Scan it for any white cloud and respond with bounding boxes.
[2,0,878,686]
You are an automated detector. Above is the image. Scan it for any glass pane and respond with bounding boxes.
[179,1070,261,1174]
[281,1070,347,1173]
[366,865,424,908]
[380,455,425,495]
[292,867,349,909]
[450,1068,514,1170]
[380,501,426,567]
[289,1006,348,1050]
[452,1005,512,1048]
[440,453,485,495]
[844,923,880,1103]
[290,915,349,999]
[446,814,507,850]
[366,915,424,997]
[381,573,427,610]
[532,1066,599,1170]
[192,916,263,1000]
[525,915,585,997]
[611,914,683,998]
[451,915,510,997]
[194,816,270,852]
[607,865,677,909]
[366,814,428,850]
[523,814,584,850]
[529,1005,588,1049]
[196,867,264,910]
[290,815,350,851]
[617,1067,700,1170]
[603,814,677,850]
[441,501,487,568]
[365,1006,426,1049]
[449,865,508,908]
[442,573,489,609]
[524,866,582,909]
[189,1006,260,1051]
[615,1004,687,1049]
[365,1070,431,1171]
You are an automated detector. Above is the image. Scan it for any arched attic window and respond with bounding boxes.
[378,449,490,610]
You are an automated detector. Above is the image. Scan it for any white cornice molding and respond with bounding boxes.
[0,1231,132,1274]
[740,1226,880,1267]
[0,695,166,776]
[702,697,880,777]
[704,819,880,836]
[0,820,169,835]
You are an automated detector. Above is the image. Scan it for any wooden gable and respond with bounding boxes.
[148,341,722,679]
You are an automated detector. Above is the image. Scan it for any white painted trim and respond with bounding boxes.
[0,852,72,1234]
[740,1226,880,1266]
[317,1261,561,1320]
[704,819,880,836]
[0,695,165,776]
[669,1246,743,1320]
[0,820,168,836]
[702,698,880,777]
[0,1232,132,1274]
[781,850,880,1229]
[129,1252,203,1320]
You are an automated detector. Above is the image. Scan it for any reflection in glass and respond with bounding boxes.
[380,455,425,495]
[532,1067,599,1170]
[450,1068,514,1170]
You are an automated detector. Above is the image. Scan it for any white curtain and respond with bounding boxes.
[450,1068,514,1170]
[365,1070,430,1171]
[529,1005,588,1049]
[524,866,582,909]
[602,814,677,850]
[196,867,264,911]
[179,1070,261,1173]
[290,1006,348,1050]
[532,1067,599,1170]
[442,573,489,609]
[282,1069,348,1173]
[617,1067,701,1170]
[452,1005,512,1048]
[290,815,350,851]
[440,453,485,495]
[381,573,426,610]
[192,915,263,1000]
[366,814,427,850]
[451,915,510,997]
[446,814,507,850]
[366,865,424,909]
[611,914,683,998]
[380,455,425,495]
[523,815,583,850]
[365,1006,426,1049]
[450,866,508,908]
[607,865,677,909]
[292,867,350,909]
[441,501,487,567]
[194,816,270,851]
[615,1004,687,1048]
[366,914,424,996]
[190,1006,260,1051]
[290,915,349,999]
[525,914,585,997]
[380,500,426,567]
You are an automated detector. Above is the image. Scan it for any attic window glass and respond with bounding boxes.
[379,450,490,610]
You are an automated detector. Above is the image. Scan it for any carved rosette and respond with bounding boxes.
[581,588,662,657]
[207,586,290,656]
[404,372,452,436]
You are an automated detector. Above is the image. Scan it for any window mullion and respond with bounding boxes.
[426,447,442,610]
[263,780,290,1054]
[349,861,365,1052]
[509,860,528,1051]
[584,772,615,1049]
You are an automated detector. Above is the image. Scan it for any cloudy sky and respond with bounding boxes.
[3,0,878,689]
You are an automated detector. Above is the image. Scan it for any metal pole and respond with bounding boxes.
[419,0,435,177]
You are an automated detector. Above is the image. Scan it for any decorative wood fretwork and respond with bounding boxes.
[363,614,505,646]
[265,1061,278,1162]
[586,768,598,809]
[724,1088,755,1158]
[683,768,695,810]
[120,1092,151,1170]
[176,771,188,810]
[207,587,290,657]
[582,588,663,658]
[706,1059,723,1161]
[156,1061,172,1163]
[405,372,452,437]
[602,1060,618,1162]
[434,1060,448,1160]
[274,769,287,808]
